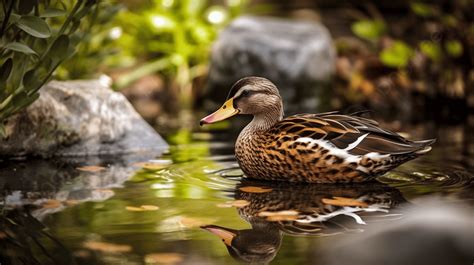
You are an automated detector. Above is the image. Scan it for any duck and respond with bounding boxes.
[201,179,406,264]
[200,76,435,183]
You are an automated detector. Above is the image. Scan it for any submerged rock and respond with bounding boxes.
[206,16,336,113]
[0,79,168,158]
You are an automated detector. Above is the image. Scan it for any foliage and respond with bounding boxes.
[0,0,100,129]
[333,0,473,115]
[351,19,386,41]
[112,0,249,106]
[55,1,123,80]
[380,41,414,68]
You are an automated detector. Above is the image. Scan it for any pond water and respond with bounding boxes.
[1,120,473,265]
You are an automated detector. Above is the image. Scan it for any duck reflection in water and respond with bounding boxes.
[201,179,406,264]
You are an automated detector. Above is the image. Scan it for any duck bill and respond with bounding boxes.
[201,225,237,246]
[200,98,239,126]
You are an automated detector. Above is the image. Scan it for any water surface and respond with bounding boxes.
[1,122,473,264]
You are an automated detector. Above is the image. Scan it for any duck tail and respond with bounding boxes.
[413,139,436,155]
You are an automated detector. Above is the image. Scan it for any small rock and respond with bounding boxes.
[0,79,168,158]
[206,16,336,113]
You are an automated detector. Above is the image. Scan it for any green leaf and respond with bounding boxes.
[4,42,38,55]
[380,41,414,68]
[419,41,442,61]
[16,16,51,38]
[351,20,386,41]
[0,58,13,85]
[410,2,435,17]
[22,69,41,91]
[445,40,463,57]
[47,35,70,64]
[40,8,67,18]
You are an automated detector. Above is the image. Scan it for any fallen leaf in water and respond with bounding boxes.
[266,215,299,221]
[216,200,250,208]
[216,202,233,208]
[64,200,80,206]
[258,210,299,221]
[140,205,160,211]
[42,199,62,209]
[258,210,299,217]
[180,216,215,228]
[126,205,160,212]
[232,200,250,207]
[125,206,144,212]
[73,250,90,258]
[144,252,183,264]
[76,165,106,172]
[83,241,132,253]
[133,162,167,170]
[239,186,272,193]
[322,197,368,208]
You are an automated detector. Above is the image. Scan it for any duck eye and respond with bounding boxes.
[241,90,250,97]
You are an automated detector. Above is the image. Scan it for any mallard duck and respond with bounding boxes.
[200,76,435,183]
[201,180,405,263]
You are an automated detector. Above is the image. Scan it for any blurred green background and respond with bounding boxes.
[0,0,472,134]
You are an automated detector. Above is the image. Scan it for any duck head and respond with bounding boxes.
[200,77,283,126]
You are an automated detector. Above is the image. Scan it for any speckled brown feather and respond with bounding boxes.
[235,111,435,183]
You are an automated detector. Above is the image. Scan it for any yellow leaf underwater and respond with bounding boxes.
[144,252,183,264]
[126,205,160,212]
[239,186,272,193]
[83,241,132,253]
[322,197,368,207]
[258,210,300,221]
[216,200,250,208]
[76,165,106,172]
[42,199,62,209]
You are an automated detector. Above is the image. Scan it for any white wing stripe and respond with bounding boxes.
[344,133,369,151]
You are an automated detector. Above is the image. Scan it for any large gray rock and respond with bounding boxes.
[0,79,168,158]
[206,16,336,113]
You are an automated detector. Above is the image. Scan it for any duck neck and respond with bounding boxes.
[245,107,283,133]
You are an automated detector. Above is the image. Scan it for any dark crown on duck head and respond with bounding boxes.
[226,76,279,100]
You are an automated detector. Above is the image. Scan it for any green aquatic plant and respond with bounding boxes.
[0,0,101,132]
[113,0,248,106]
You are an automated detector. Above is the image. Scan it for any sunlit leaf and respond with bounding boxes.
[322,197,369,207]
[239,186,272,193]
[16,16,51,38]
[351,19,386,41]
[83,241,132,253]
[76,165,106,172]
[4,42,37,55]
[144,253,183,264]
[419,41,442,61]
[410,2,436,17]
[379,41,414,68]
[445,40,463,57]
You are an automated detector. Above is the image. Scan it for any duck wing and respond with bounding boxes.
[268,111,435,156]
